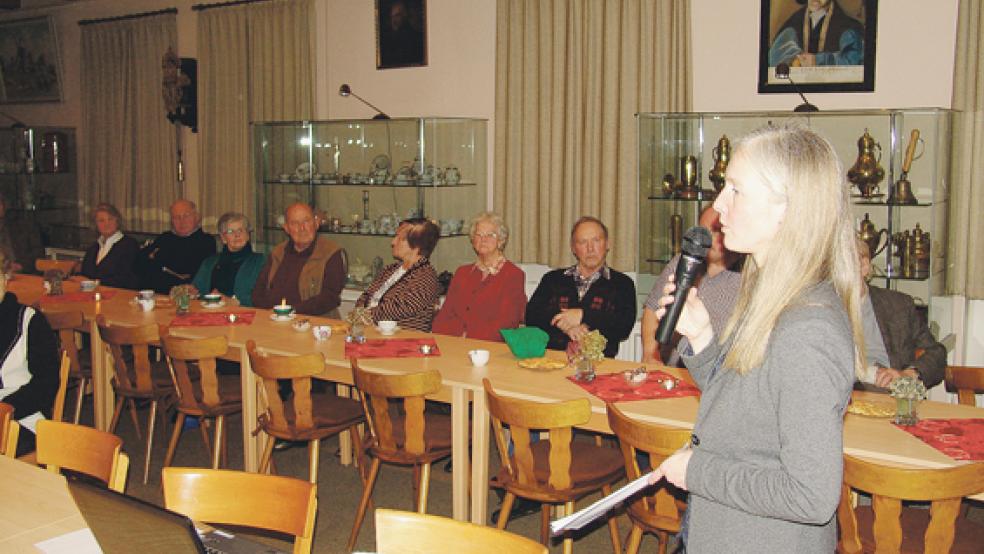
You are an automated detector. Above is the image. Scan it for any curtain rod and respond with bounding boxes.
[78,8,177,26]
[193,0,271,12]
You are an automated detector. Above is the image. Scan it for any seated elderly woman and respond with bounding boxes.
[0,254,59,456]
[355,218,441,331]
[79,203,139,289]
[191,212,265,306]
[432,212,526,341]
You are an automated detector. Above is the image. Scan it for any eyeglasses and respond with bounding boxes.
[474,232,499,240]
[222,228,249,236]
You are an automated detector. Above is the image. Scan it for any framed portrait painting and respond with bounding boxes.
[759,0,877,93]
[0,16,63,103]
[376,0,427,69]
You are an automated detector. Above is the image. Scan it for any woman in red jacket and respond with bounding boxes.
[432,212,526,341]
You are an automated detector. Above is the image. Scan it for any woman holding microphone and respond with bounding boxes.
[651,124,863,553]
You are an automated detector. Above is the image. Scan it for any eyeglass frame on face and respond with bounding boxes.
[473,231,498,240]
[221,227,250,236]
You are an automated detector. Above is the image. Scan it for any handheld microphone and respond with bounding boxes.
[655,226,712,344]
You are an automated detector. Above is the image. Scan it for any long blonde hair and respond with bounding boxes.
[721,124,865,377]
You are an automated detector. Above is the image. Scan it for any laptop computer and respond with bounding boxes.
[66,476,287,554]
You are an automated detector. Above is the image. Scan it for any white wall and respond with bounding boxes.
[691,0,960,111]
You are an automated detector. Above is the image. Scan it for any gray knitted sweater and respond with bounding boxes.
[681,282,855,553]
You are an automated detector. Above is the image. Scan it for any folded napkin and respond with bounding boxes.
[568,369,700,403]
[894,418,984,461]
[38,291,117,304]
[500,326,549,359]
[170,311,256,326]
[345,338,441,358]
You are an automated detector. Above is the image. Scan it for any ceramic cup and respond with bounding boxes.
[80,280,99,292]
[138,298,155,311]
[273,305,293,317]
[138,289,155,300]
[378,320,398,334]
[311,325,332,341]
[202,293,222,304]
[468,349,490,367]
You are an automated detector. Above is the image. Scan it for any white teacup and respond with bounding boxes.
[468,349,490,367]
[138,298,155,312]
[378,320,398,334]
[311,325,332,341]
[138,289,155,300]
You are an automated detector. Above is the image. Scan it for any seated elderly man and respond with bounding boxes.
[137,199,216,293]
[858,239,946,389]
[525,216,636,358]
[253,203,346,317]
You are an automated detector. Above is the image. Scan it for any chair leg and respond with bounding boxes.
[346,456,381,552]
[163,413,185,468]
[602,484,622,553]
[540,504,551,545]
[308,439,320,484]
[259,435,276,474]
[73,376,87,424]
[496,492,516,530]
[417,462,431,513]
[212,416,225,469]
[142,400,158,484]
[563,501,575,554]
[128,399,142,440]
[198,420,213,461]
[109,397,124,433]
[657,530,669,554]
[411,464,421,510]
[625,525,644,554]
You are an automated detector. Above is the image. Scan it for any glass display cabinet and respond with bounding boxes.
[253,118,488,288]
[638,109,951,308]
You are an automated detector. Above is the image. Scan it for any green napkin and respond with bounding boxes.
[499,327,549,359]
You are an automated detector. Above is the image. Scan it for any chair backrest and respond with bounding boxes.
[944,365,984,406]
[96,315,160,395]
[0,402,19,458]
[39,308,84,376]
[36,258,77,277]
[483,378,590,492]
[607,403,691,529]
[374,508,548,554]
[246,340,324,433]
[837,454,984,554]
[36,419,130,493]
[351,361,442,458]
[161,328,230,413]
[162,467,317,554]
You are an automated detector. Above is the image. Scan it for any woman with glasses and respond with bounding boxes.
[79,203,139,289]
[191,212,265,306]
[432,212,526,341]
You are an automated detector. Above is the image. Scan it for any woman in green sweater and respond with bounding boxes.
[192,212,265,306]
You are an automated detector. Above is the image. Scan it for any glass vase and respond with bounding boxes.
[893,397,919,426]
[574,356,596,382]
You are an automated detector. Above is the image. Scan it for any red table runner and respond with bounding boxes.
[38,291,118,304]
[170,311,256,327]
[345,338,441,358]
[568,369,699,403]
[893,418,984,462]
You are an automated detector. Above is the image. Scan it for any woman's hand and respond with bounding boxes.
[658,448,693,490]
[654,275,714,353]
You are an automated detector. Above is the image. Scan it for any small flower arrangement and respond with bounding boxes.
[570,330,607,382]
[169,284,196,314]
[578,330,607,363]
[889,375,928,400]
[346,306,373,327]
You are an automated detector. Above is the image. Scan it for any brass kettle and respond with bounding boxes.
[847,129,885,198]
[708,135,730,193]
[858,213,888,257]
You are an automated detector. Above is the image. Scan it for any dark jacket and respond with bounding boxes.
[137,228,216,293]
[868,285,947,388]
[80,235,140,289]
[0,292,59,423]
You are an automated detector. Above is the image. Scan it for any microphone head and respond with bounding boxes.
[775,62,791,79]
[681,226,712,259]
[338,84,352,97]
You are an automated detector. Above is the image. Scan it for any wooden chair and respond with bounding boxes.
[0,402,19,458]
[161,329,241,470]
[245,340,365,484]
[484,378,624,554]
[52,350,71,423]
[607,404,691,554]
[836,454,984,553]
[374,508,549,554]
[163,467,317,554]
[35,258,77,277]
[35,419,129,493]
[346,362,453,552]
[39,308,91,424]
[944,366,984,406]
[97,315,175,484]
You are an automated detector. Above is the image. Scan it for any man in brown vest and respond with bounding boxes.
[252,203,346,317]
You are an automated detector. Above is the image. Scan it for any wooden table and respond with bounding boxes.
[0,456,89,552]
[10,275,984,525]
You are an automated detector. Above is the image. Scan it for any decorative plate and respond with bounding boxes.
[517,357,567,371]
[847,400,895,418]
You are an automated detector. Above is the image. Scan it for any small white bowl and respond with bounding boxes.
[311,325,332,341]
[378,320,398,333]
[468,349,490,367]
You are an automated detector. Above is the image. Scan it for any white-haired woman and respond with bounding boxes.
[651,124,863,553]
[191,212,265,306]
[432,212,526,341]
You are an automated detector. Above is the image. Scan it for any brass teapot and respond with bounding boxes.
[891,230,913,278]
[912,223,930,279]
[847,129,885,198]
[708,135,730,193]
[858,213,888,257]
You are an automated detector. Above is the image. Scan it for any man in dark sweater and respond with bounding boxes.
[137,199,216,293]
[525,216,636,358]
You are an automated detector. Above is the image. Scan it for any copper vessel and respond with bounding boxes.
[847,129,885,198]
[708,135,730,193]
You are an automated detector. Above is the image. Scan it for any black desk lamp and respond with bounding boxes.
[338,84,390,120]
[775,62,818,113]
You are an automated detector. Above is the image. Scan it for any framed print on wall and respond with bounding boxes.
[759,0,877,93]
[376,0,427,69]
[0,16,63,103]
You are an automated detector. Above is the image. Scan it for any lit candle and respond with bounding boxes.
[93,292,101,302]
[280,298,287,308]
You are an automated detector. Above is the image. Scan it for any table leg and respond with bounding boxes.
[337,384,353,466]
[451,386,470,521]
[470,390,489,525]
[89,319,113,431]
[240,349,261,473]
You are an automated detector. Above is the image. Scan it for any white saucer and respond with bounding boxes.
[201,300,226,309]
[376,325,400,336]
[270,312,296,322]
